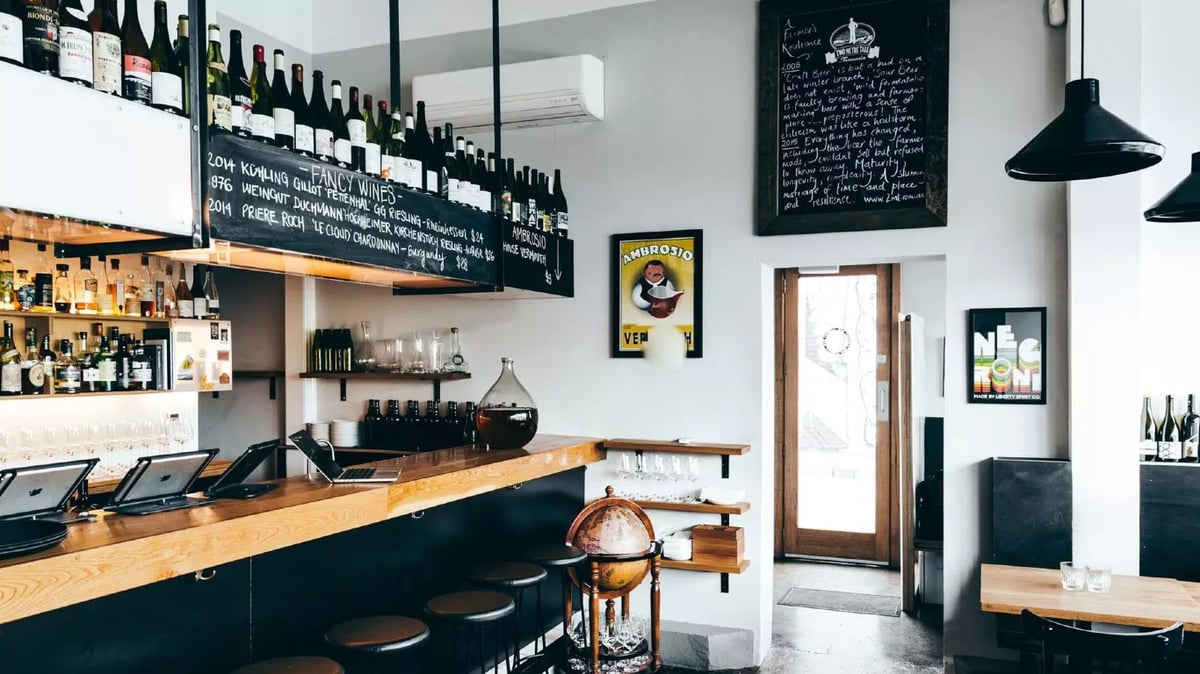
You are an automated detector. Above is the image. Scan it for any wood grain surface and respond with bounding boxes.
[603,439,749,456]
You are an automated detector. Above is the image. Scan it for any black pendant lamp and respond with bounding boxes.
[1005,1,1163,181]
[1145,153,1200,221]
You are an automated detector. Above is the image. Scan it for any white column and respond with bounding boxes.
[1067,0,1143,574]
[283,275,317,475]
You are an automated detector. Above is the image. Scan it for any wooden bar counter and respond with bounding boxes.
[0,435,604,627]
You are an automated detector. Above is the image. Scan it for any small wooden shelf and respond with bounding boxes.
[604,439,750,456]
[633,500,750,515]
[0,309,169,324]
[300,371,471,382]
[234,370,284,379]
[0,388,173,400]
[87,459,232,495]
[659,559,750,574]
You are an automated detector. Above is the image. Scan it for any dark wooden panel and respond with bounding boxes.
[1141,464,1200,581]
[991,458,1071,569]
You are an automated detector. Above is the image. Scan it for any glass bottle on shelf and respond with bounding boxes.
[130,339,151,391]
[53,264,73,313]
[108,257,125,315]
[33,271,54,313]
[362,399,382,448]
[424,400,442,451]
[152,258,167,318]
[206,23,232,132]
[15,270,34,312]
[442,327,469,373]
[78,331,99,393]
[94,333,115,393]
[73,256,99,314]
[402,400,421,451]
[444,401,462,449]
[201,265,219,319]
[354,321,376,372]
[462,401,478,445]
[383,400,402,450]
[123,263,138,315]
[137,255,155,317]
[114,334,132,391]
[163,263,178,318]
[190,264,207,319]
[0,321,20,396]
[1182,395,1200,463]
[38,334,55,391]
[19,327,43,396]
[0,240,14,311]
[475,358,539,450]
[54,339,81,395]
[96,255,113,315]
[175,263,193,318]
[1160,395,1181,462]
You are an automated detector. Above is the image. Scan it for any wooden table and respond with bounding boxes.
[0,435,605,626]
[981,563,1200,633]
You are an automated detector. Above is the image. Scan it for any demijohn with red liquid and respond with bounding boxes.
[476,357,538,449]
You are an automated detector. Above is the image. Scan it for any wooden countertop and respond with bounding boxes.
[980,563,1200,632]
[0,435,605,626]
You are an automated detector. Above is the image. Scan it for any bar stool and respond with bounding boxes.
[424,590,516,673]
[324,615,430,674]
[524,544,587,649]
[468,561,549,666]
[230,656,344,674]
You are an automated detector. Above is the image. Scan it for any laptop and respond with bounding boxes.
[288,430,401,484]
[107,449,219,516]
[204,440,281,499]
[0,459,100,524]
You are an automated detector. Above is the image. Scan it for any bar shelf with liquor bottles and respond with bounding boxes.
[1139,393,1200,464]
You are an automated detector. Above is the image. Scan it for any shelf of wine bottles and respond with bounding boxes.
[1140,393,1200,463]
[360,398,478,453]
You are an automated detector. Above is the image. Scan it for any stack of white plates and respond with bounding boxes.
[662,531,693,561]
[330,420,360,448]
[306,421,330,443]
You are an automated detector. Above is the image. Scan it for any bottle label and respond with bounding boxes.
[479,189,492,213]
[448,178,461,203]
[151,71,183,111]
[512,202,523,224]
[295,124,315,154]
[380,155,395,181]
[232,94,252,131]
[398,158,422,188]
[315,129,334,157]
[207,298,219,315]
[140,283,155,302]
[334,138,352,165]
[58,366,80,390]
[211,94,232,131]
[527,199,538,228]
[123,55,153,103]
[58,26,93,84]
[25,362,44,391]
[98,359,116,383]
[23,7,58,59]
[500,190,513,219]
[365,143,381,175]
[82,367,100,383]
[426,170,439,193]
[1159,441,1182,462]
[132,365,151,384]
[193,297,207,318]
[92,32,120,94]
[555,212,569,231]
[273,108,295,137]
[0,12,22,64]
[0,270,11,300]
[178,298,194,318]
[250,113,274,140]
[348,119,367,146]
[0,359,19,393]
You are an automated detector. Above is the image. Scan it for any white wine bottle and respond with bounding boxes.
[88,0,121,94]
[57,0,93,87]
[248,44,272,143]
[205,24,231,131]
[0,0,22,67]
[291,64,313,157]
[149,0,182,115]
[270,49,293,150]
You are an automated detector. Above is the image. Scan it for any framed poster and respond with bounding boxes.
[968,307,1046,405]
[611,230,703,358]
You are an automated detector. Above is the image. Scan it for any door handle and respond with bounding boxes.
[878,382,890,422]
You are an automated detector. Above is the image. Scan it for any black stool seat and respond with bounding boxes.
[230,656,344,674]
[425,590,515,624]
[524,543,586,567]
[325,615,431,654]
[469,561,549,588]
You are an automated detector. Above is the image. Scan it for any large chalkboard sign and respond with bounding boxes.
[756,0,947,236]
[206,134,499,286]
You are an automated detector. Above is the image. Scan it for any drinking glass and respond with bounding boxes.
[1060,561,1085,591]
[139,420,159,451]
[632,452,648,499]
[652,455,667,497]
[0,430,13,470]
[1086,565,1112,593]
[404,332,427,373]
[425,330,444,373]
[687,457,701,502]
[617,453,633,487]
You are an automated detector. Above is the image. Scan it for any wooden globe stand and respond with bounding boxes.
[564,486,663,673]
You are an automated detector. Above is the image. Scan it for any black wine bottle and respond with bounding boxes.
[228,28,251,136]
[172,13,188,114]
[330,80,351,168]
[553,168,569,237]
[120,0,150,104]
[148,0,182,114]
[290,63,313,157]
[248,44,272,142]
[269,49,293,150]
[416,101,436,193]
[363,93,380,177]
[1161,395,1181,462]
[346,86,366,172]
[1183,395,1200,463]
[58,0,93,87]
[23,0,58,75]
[310,69,333,162]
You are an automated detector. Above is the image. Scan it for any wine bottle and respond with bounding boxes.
[270,49,293,150]
[0,321,20,396]
[172,13,188,115]
[120,0,150,104]
[346,86,366,172]
[94,333,115,392]
[205,24,231,131]
[113,333,131,391]
[88,0,120,94]
[57,0,92,87]
[201,265,219,319]
[137,255,155,317]
[227,29,251,136]
[248,44,271,142]
[1183,395,1200,463]
[507,159,521,224]
[540,171,553,233]
[384,108,403,182]
[463,141,478,208]
[310,69,333,162]
[190,263,207,318]
[453,138,469,205]
[330,80,351,168]
[485,152,497,214]
[441,123,455,200]
[377,99,393,180]
[416,101,436,193]
[174,262,193,318]
[19,327,42,395]
[149,0,182,114]
[1161,395,1181,462]
[478,149,492,213]
[0,0,22,67]
[430,125,444,196]
[54,338,81,394]
[363,93,380,177]
[399,112,422,189]
[290,63,313,156]
[23,0,59,75]
[553,168,569,237]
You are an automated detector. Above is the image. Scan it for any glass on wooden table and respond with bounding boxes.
[1086,565,1112,594]
[1060,561,1086,591]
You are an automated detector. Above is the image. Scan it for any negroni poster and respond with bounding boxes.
[610,230,704,358]
[969,307,1046,404]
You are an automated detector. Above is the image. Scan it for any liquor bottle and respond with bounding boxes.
[137,255,155,317]
[93,255,111,314]
[383,399,402,450]
[442,124,457,201]
[415,101,436,193]
[290,64,313,157]
[340,328,353,372]
[37,333,54,390]
[52,264,72,313]
[14,270,34,311]
[205,23,230,131]
[129,339,150,391]
[485,152,497,214]
[87,0,120,94]
[248,44,271,143]
[77,330,99,392]
[496,157,512,221]
[362,399,381,448]
[54,338,80,394]
[0,0,22,67]
[227,29,250,136]
[346,86,366,172]
[94,333,114,392]
[173,262,192,318]
[107,257,124,315]
[201,265,219,319]
[310,70,333,162]
[542,172,555,233]
[0,240,13,311]
[1182,395,1200,463]
[190,263,207,318]
[552,168,569,237]
[379,101,395,180]
[57,0,92,87]
[462,401,478,445]
[120,0,150,103]
[1160,395,1181,462]
[173,14,187,116]
[523,166,537,228]
[363,94,380,177]
[122,263,137,314]
[268,49,293,149]
[399,112,422,189]
[73,256,98,314]
[424,401,442,450]
[430,126,444,196]
[0,322,19,396]
[23,0,58,75]
[161,262,176,318]
[151,258,166,318]
[113,333,132,391]
[19,327,42,395]
[444,401,462,449]
[330,80,350,168]
[148,0,181,114]
[463,141,478,207]
[452,138,469,205]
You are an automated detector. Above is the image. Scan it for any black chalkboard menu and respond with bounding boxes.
[756,0,947,236]
[206,134,499,287]
[501,223,574,297]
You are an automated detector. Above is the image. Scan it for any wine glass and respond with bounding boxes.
[617,453,633,489]
[425,330,444,373]
[632,452,648,499]
[669,456,685,502]
[687,457,701,502]
[652,455,667,499]
[139,420,159,451]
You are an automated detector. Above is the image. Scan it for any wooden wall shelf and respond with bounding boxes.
[214,370,286,401]
[1,388,174,400]
[0,310,169,325]
[300,371,471,403]
[633,500,750,515]
[660,559,750,574]
[604,439,750,456]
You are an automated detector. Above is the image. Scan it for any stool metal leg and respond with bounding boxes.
[534,582,545,653]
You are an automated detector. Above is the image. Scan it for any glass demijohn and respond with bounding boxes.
[475,358,538,450]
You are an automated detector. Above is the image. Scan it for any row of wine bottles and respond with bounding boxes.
[0,0,190,116]
[0,323,162,396]
[204,28,571,237]
[362,399,477,452]
[1140,394,1200,462]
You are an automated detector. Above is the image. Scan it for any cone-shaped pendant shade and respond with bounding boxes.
[1145,152,1200,221]
[1005,78,1164,181]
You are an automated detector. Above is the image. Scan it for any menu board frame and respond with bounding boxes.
[755,0,948,236]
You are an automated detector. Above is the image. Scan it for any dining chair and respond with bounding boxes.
[1021,609,1185,673]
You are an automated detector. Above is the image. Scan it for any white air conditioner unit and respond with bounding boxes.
[412,54,605,132]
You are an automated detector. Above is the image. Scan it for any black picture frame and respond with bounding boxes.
[610,230,704,359]
[967,307,1046,405]
[754,0,949,236]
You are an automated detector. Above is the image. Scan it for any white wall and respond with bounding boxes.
[902,259,947,419]
[216,0,315,54]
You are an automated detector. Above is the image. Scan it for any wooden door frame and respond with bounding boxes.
[773,265,902,565]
